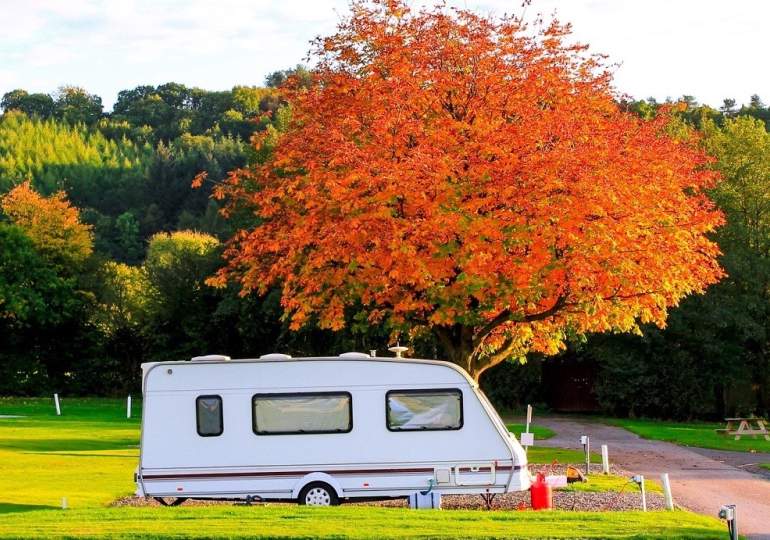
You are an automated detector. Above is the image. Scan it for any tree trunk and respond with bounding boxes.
[434,324,471,371]
[433,324,489,381]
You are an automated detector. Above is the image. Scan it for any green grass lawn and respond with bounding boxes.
[504,422,603,466]
[605,417,770,453]
[564,474,661,495]
[527,447,601,465]
[0,507,725,539]
[0,398,726,539]
[505,423,556,441]
[760,463,770,471]
[0,397,140,510]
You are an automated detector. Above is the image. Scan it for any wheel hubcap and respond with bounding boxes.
[305,487,331,506]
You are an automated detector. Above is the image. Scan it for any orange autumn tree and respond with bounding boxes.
[210,1,724,379]
[1,181,93,268]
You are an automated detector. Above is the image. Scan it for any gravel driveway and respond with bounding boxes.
[529,416,770,539]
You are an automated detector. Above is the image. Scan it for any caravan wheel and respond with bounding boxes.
[298,482,339,506]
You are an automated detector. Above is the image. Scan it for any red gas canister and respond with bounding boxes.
[530,472,553,510]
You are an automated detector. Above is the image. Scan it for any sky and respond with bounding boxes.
[1,0,768,110]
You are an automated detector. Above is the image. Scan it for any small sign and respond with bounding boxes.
[520,432,535,447]
[580,435,588,446]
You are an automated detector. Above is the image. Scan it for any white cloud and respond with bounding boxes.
[1,0,768,109]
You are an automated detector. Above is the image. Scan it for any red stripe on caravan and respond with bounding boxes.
[142,465,519,481]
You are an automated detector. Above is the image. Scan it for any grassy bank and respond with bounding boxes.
[0,506,725,539]
[605,417,770,453]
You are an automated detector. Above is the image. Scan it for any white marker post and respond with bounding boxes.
[520,404,534,454]
[661,473,674,510]
[54,393,61,416]
[127,395,132,419]
[61,497,68,510]
[525,404,532,434]
[601,444,610,474]
[639,475,647,512]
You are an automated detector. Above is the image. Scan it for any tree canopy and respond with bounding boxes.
[1,181,93,268]
[211,1,725,379]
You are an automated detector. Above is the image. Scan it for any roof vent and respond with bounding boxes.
[191,354,231,362]
[388,345,409,358]
[339,352,371,359]
[259,353,292,360]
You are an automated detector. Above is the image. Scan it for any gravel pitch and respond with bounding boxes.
[115,491,663,512]
[118,464,663,511]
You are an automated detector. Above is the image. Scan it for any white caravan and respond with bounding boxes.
[136,353,530,506]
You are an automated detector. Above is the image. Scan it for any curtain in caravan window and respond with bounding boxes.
[196,395,223,436]
[387,390,462,430]
[253,393,351,434]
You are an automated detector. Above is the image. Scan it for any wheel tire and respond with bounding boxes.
[298,482,339,506]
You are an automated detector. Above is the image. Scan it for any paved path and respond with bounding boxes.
[690,447,770,482]
[534,416,770,539]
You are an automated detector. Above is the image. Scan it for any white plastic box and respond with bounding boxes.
[409,491,442,509]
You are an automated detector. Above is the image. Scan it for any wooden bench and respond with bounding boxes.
[718,417,770,441]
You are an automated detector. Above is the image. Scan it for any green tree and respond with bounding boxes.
[54,86,103,125]
[721,98,737,117]
[586,115,770,418]
[115,211,143,263]
[143,231,224,359]
[0,223,75,324]
[0,111,151,214]
[0,190,97,395]
[1,89,55,118]
[265,64,312,89]
[148,133,248,235]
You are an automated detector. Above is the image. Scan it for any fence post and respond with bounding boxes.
[661,473,674,510]
[54,393,61,416]
[601,444,610,474]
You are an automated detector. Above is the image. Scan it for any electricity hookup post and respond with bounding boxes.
[719,505,738,540]
[580,435,590,475]
[631,475,647,512]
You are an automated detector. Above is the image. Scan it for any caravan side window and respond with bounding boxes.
[386,389,463,431]
[196,395,223,436]
[252,392,352,435]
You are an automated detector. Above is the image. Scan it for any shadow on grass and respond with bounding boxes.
[25,451,138,458]
[0,502,59,514]
[0,438,138,452]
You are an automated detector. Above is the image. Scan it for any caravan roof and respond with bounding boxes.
[141,355,478,393]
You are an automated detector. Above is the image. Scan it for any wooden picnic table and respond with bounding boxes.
[717,417,770,440]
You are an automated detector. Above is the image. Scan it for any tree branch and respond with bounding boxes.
[472,294,567,348]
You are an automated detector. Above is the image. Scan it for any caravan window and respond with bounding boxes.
[196,395,223,436]
[252,392,352,435]
[386,389,463,431]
